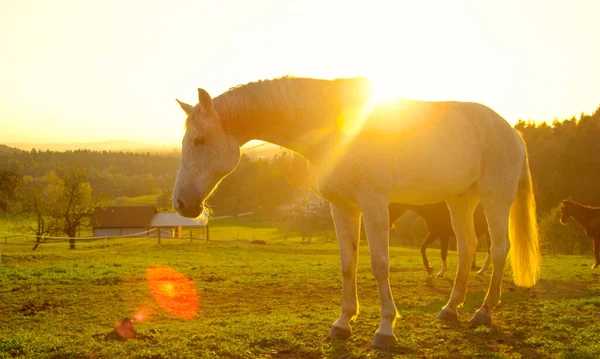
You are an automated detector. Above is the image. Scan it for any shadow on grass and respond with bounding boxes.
[327,337,415,359]
[464,325,545,359]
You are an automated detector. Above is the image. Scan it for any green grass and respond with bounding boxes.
[112,193,160,206]
[131,194,160,205]
[1,219,600,358]
[0,213,21,233]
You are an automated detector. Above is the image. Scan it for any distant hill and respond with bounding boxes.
[0,144,21,153]
[1,140,284,158]
[3,141,179,153]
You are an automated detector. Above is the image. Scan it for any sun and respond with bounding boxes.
[367,76,403,104]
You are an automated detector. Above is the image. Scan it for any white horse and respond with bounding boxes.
[172,77,540,348]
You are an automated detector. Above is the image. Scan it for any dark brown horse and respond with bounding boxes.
[389,202,491,277]
[560,199,600,269]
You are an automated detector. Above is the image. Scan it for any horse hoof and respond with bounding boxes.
[470,310,492,326]
[592,264,599,270]
[328,325,352,340]
[371,333,397,349]
[436,271,445,278]
[426,267,434,275]
[436,308,458,321]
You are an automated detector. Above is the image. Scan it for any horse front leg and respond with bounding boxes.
[437,194,479,321]
[329,203,362,340]
[360,195,397,348]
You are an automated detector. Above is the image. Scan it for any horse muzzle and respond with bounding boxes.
[173,196,204,218]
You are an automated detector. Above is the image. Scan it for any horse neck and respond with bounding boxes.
[213,77,370,162]
[568,203,596,228]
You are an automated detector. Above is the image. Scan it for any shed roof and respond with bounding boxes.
[149,212,206,227]
[93,206,157,228]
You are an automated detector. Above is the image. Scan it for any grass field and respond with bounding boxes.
[112,194,160,206]
[1,219,600,358]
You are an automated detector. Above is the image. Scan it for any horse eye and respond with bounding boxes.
[193,137,205,147]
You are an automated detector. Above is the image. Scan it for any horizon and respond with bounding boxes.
[0,139,274,153]
[1,0,599,144]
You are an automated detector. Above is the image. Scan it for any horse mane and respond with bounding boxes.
[205,76,371,132]
[216,75,371,103]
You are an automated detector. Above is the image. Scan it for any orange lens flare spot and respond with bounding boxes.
[134,311,145,322]
[146,265,199,319]
[165,282,175,297]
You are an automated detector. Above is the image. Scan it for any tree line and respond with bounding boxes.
[0,148,179,199]
[514,105,600,254]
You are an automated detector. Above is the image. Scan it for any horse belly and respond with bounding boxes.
[314,145,480,206]
[312,107,483,206]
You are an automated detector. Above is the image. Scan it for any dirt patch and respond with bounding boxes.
[92,276,122,285]
[200,274,226,282]
[19,300,55,316]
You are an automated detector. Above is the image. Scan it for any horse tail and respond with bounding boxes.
[508,134,541,287]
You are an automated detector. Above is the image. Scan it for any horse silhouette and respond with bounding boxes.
[389,202,490,277]
[560,199,600,268]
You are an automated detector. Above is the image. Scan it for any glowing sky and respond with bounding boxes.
[1,0,598,145]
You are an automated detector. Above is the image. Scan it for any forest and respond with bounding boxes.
[0,105,599,253]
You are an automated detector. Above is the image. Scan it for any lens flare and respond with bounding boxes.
[146,265,199,319]
[134,311,145,322]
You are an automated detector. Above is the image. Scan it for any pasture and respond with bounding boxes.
[1,219,600,358]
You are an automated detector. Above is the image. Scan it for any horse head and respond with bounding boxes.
[172,89,240,218]
[559,197,573,224]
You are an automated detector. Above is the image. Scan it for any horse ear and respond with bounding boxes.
[176,99,194,116]
[198,88,212,113]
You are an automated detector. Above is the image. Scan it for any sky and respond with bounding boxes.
[1,0,599,145]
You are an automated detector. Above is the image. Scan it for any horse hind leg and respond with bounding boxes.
[437,236,449,277]
[471,199,512,326]
[328,203,362,340]
[477,233,492,275]
[437,192,479,321]
[360,194,398,348]
[420,233,437,275]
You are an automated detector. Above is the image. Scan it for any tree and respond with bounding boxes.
[142,174,158,194]
[281,149,312,193]
[0,171,22,212]
[156,185,174,211]
[53,166,99,249]
[14,173,62,248]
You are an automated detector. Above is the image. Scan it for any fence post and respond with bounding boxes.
[157,228,161,244]
[205,225,209,243]
[190,230,192,243]
[104,235,107,255]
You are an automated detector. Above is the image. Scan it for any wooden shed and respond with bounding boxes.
[93,206,157,237]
